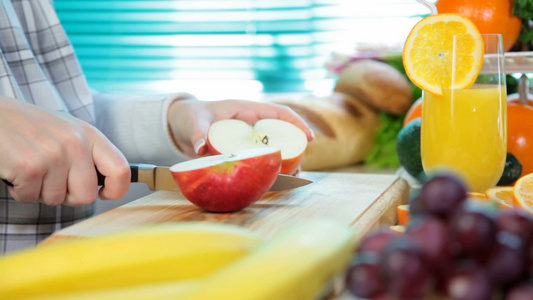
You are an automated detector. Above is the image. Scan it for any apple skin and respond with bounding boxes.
[206,119,307,175]
[279,153,304,176]
[206,140,222,156]
[170,148,282,212]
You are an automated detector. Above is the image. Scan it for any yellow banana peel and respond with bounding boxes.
[20,280,202,300]
[177,219,356,300]
[0,222,262,299]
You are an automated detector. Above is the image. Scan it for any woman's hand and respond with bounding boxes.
[167,99,314,157]
[0,97,130,206]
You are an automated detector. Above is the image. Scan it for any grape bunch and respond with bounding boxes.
[345,173,533,300]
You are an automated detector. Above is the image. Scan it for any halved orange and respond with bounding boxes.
[397,204,410,226]
[514,173,533,214]
[484,186,514,209]
[402,13,484,95]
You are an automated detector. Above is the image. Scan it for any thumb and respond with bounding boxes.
[189,118,212,156]
[193,138,207,156]
[92,134,130,200]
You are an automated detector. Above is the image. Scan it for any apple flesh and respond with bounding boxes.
[206,119,307,175]
[170,147,282,212]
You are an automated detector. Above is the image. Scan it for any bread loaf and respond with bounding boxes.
[271,93,380,171]
[334,59,412,115]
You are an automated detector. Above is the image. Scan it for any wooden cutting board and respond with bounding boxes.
[41,171,410,246]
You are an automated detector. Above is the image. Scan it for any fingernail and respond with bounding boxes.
[194,138,206,155]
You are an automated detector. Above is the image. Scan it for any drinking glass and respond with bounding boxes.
[421,34,507,193]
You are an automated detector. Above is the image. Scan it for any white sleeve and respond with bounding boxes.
[92,91,195,166]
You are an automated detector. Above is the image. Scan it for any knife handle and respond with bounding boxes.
[97,163,141,186]
[1,163,146,188]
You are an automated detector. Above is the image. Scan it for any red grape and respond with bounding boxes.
[347,171,533,300]
[481,232,527,286]
[357,227,399,254]
[345,252,385,298]
[505,282,533,300]
[417,173,467,219]
[379,236,433,299]
[497,209,533,242]
[450,205,497,258]
[370,293,397,300]
[528,242,533,276]
[406,215,453,271]
[442,264,493,300]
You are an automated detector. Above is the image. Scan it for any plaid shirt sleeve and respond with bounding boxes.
[0,0,96,254]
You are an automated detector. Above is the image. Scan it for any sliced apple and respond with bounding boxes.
[206,119,307,175]
[170,147,282,212]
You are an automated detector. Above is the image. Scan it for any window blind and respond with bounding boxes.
[54,0,431,99]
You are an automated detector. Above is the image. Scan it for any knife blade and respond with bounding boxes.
[97,163,312,192]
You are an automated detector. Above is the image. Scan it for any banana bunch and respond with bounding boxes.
[7,220,356,300]
[176,219,356,300]
[0,222,262,299]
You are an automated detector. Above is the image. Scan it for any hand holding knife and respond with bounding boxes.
[3,163,312,193]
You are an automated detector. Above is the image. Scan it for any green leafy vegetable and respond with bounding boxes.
[364,55,421,168]
[514,0,533,19]
[364,113,403,167]
[513,0,533,47]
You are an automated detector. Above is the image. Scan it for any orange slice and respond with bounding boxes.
[402,13,484,95]
[484,186,514,209]
[397,204,410,226]
[514,173,533,214]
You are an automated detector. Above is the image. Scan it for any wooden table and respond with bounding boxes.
[42,171,410,245]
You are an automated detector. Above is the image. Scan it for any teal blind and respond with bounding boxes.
[55,0,429,98]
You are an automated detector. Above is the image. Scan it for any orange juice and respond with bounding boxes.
[421,85,507,192]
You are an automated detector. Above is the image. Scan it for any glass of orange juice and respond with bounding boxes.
[421,34,507,193]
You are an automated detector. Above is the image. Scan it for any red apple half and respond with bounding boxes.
[170,147,282,212]
[206,119,307,175]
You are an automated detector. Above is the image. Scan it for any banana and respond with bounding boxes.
[177,219,356,300]
[0,222,262,299]
[21,280,202,300]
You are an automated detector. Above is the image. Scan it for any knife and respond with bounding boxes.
[97,163,312,192]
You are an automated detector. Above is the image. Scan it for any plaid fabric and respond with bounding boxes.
[0,0,95,254]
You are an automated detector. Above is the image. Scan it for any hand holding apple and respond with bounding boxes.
[206,119,308,175]
[170,147,282,212]
[166,99,314,157]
